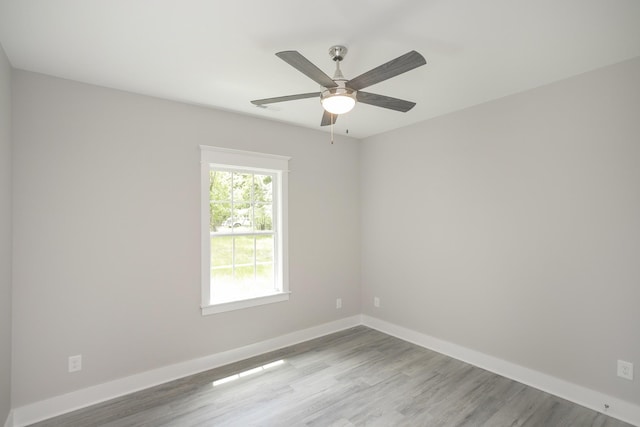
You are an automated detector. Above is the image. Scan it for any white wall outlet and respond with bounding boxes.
[336,298,342,309]
[68,354,82,373]
[374,297,380,308]
[617,360,633,380]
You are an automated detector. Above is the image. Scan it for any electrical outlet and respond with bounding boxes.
[617,360,633,380]
[336,298,342,309]
[374,297,380,308]
[68,355,82,373]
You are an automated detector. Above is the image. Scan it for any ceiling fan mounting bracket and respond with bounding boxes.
[329,45,348,62]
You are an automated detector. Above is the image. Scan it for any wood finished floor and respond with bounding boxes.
[30,326,634,427]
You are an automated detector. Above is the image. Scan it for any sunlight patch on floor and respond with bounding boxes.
[212,359,285,387]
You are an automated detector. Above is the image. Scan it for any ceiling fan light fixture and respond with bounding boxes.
[321,87,356,115]
[322,94,356,115]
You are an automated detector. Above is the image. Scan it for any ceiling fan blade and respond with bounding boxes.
[251,92,321,106]
[321,110,338,126]
[346,51,426,91]
[276,51,338,88]
[356,91,416,112]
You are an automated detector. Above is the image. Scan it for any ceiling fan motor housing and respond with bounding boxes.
[321,81,355,100]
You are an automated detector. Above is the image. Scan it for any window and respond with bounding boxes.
[200,146,290,315]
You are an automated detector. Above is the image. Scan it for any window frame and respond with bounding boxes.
[200,145,290,315]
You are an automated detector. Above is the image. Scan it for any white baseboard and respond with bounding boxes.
[361,315,640,427]
[10,314,639,427]
[10,315,362,427]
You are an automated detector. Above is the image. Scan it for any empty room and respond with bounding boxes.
[1,1,639,426]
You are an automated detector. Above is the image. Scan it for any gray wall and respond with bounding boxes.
[0,43,12,422]
[361,57,640,405]
[9,55,640,411]
[11,71,361,406]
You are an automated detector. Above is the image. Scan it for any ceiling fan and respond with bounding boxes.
[251,46,426,126]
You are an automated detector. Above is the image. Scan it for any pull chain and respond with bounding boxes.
[330,113,334,144]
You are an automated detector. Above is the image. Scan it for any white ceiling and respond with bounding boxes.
[1,0,639,138]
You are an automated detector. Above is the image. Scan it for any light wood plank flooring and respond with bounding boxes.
[30,326,634,426]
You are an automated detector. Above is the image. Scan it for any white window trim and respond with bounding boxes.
[200,145,290,315]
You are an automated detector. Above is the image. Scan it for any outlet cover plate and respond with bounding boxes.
[617,360,633,380]
[68,355,82,373]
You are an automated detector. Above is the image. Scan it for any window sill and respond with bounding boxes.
[201,292,291,315]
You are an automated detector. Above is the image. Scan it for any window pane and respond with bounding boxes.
[211,267,233,294]
[254,174,273,202]
[210,170,231,202]
[256,235,275,290]
[257,263,274,290]
[234,236,254,268]
[211,202,232,233]
[254,203,273,231]
[232,173,252,203]
[234,265,255,283]
[211,236,234,303]
[256,235,273,263]
[211,236,232,267]
[230,203,251,231]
